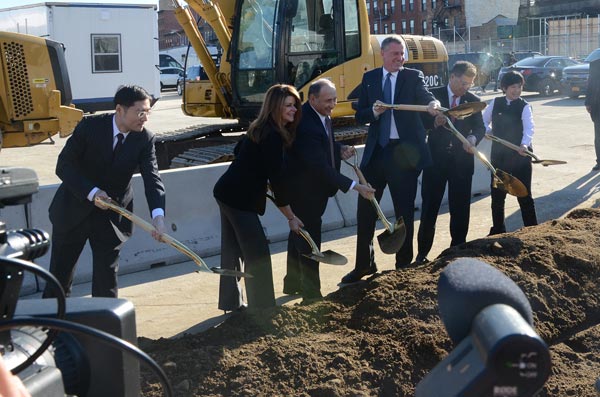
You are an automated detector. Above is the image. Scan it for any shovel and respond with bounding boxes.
[374,100,487,120]
[297,228,348,265]
[441,117,529,197]
[376,101,528,198]
[264,193,347,265]
[484,134,567,166]
[342,158,407,254]
[96,197,253,278]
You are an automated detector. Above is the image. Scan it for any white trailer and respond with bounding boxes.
[0,2,160,112]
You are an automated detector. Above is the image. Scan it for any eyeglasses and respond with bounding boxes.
[135,110,152,119]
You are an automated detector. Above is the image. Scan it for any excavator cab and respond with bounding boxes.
[230,0,350,120]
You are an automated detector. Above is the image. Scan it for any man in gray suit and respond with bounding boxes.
[43,85,166,298]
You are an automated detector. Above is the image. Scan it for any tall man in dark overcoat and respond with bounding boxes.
[341,35,441,284]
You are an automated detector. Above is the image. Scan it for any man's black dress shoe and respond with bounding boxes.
[340,266,377,284]
[415,255,430,264]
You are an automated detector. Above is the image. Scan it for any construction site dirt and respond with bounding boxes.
[4,90,600,395]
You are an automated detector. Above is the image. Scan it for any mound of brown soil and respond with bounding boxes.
[140,208,600,396]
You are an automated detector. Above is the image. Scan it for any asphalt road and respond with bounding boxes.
[5,89,600,339]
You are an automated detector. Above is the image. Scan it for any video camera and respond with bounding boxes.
[0,167,171,397]
[416,258,552,397]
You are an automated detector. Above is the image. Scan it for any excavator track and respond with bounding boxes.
[156,119,368,169]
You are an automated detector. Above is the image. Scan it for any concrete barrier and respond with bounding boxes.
[335,143,492,227]
[6,141,490,294]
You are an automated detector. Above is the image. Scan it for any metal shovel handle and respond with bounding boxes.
[484,134,539,160]
[443,117,498,175]
[298,228,321,256]
[343,159,394,233]
[95,197,252,278]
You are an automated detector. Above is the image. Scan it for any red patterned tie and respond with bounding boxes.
[451,95,459,122]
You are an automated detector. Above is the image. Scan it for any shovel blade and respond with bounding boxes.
[496,169,529,198]
[209,267,254,278]
[377,219,407,254]
[302,250,348,265]
[533,159,567,166]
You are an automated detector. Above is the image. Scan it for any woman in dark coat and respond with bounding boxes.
[213,84,304,312]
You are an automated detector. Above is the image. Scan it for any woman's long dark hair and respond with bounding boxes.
[247,84,302,147]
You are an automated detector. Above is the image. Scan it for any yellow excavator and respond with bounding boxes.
[0,32,82,150]
[158,0,449,168]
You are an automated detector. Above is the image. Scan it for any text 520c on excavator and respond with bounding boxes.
[156,0,449,169]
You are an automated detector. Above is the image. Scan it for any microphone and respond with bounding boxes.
[416,258,551,397]
[437,257,533,344]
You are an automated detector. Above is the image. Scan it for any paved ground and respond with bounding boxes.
[5,90,600,340]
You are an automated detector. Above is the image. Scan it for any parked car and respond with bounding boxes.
[501,51,543,66]
[560,48,600,98]
[496,56,580,96]
[159,67,183,91]
[177,65,207,96]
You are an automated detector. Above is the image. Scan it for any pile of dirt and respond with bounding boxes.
[139,208,600,396]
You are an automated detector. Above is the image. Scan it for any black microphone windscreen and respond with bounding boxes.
[438,257,533,344]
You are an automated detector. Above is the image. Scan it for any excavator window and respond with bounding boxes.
[287,0,341,88]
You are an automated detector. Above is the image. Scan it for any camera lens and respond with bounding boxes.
[0,224,50,261]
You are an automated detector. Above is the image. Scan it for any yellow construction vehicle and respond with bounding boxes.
[0,32,82,149]
[164,0,449,167]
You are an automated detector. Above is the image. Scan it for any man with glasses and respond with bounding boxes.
[43,85,166,298]
[415,61,485,263]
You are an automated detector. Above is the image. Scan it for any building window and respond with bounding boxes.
[422,20,427,34]
[409,0,414,11]
[366,0,370,14]
[401,0,406,12]
[384,2,389,15]
[444,17,449,28]
[384,24,389,34]
[374,22,379,33]
[391,0,396,13]
[391,22,396,33]
[432,0,437,9]
[374,0,378,12]
[401,20,406,34]
[91,34,121,73]
[422,0,426,10]
[410,19,415,34]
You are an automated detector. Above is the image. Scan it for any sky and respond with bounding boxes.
[1,0,158,9]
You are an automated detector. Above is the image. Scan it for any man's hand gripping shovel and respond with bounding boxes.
[95,196,252,278]
[343,153,406,254]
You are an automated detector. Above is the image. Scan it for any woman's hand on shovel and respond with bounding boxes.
[288,215,304,233]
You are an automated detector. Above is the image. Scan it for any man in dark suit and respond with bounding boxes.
[416,61,485,263]
[341,35,441,284]
[43,85,166,298]
[585,59,600,171]
[284,79,374,302]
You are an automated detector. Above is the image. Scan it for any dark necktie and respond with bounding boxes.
[379,72,392,147]
[325,116,335,168]
[113,133,124,163]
